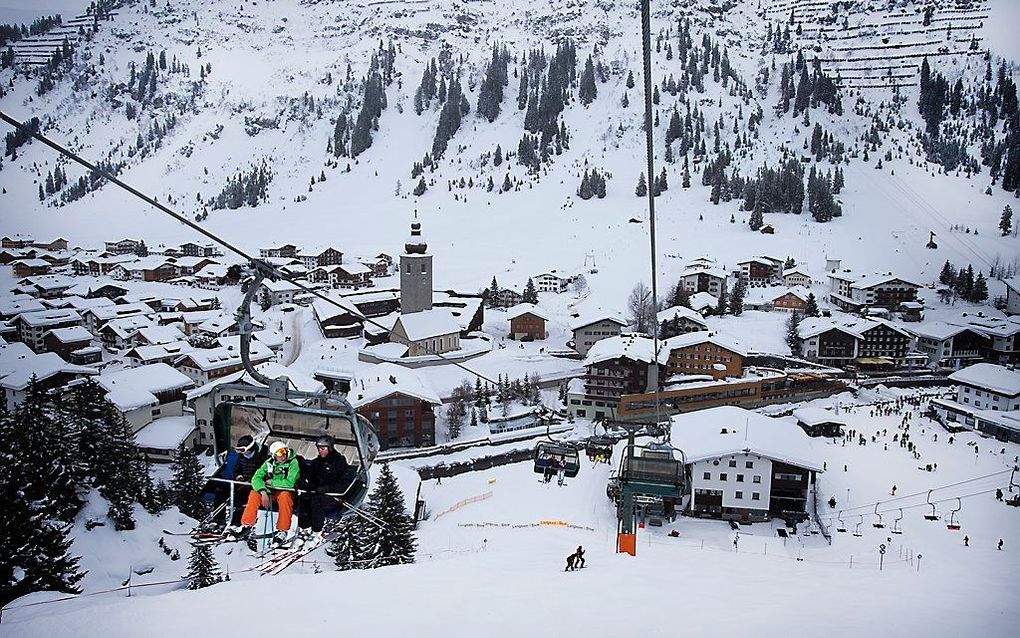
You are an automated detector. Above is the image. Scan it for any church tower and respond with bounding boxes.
[400,217,433,314]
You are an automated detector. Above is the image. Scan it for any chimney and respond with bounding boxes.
[389,375,397,384]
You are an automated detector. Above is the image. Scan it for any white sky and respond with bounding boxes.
[0,0,88,25]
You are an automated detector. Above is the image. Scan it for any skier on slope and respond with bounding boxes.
[297,435,350,542]
[226,441,300,546]
[574,546,585,568]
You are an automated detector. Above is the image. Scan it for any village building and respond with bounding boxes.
[1006,278,1020,316]
[657,305,709,334]
[194,263,232,288]
[569,313,628,357]
[349,363,441,449]
[297,245,343,269]
[2,234,36,249]
[98,363,194,433]
[193,314,239,339]
[846,318,913,366]
[0,297,46,321]
[15,274,76,299]
[672,406,822,523]
[906,322,989,368]
[567,335,668,420]
[771,288,811,313]
[689,292,719,315]
[174,310,222,335]
[797,318,861,368]
[180,242,220,257]
[100,315,156,350]
[104,238,143,254]
[42,326,94,360]
[792,407,847,437]
[315,262,372,289]
[827,271,921,312]
[31,238,68,252]
[15,308,83,353]
[663,332,745,380]
[389,310,461,356]
[0,348,97,406]
[492,287,524,308]
[944,314,1020,364]
[506,303,549,340]
[81,302,153,334]
[133,416,200,462]
[932,363,1020,442]
[169,256,220,278]
[173,342,273,386]
[260,278,304,307]
[782,267,812,288]
[736,257,781,285]
[11,258,52,278]
[532,271,576,294]
[259,244,298,259]
[123,341,193,368]
[312,294,365,338]
[679,267,728,298]
[109,257,176,282]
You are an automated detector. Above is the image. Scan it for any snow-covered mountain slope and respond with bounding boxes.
[0,0,1017,304]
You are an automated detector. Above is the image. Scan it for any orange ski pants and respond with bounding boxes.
[240,490,294,531]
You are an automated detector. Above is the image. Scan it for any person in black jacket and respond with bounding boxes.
[298,435,350,538]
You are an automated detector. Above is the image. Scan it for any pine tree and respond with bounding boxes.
[971,272,989,302]
[523,278,538,304]
[413,177,427,196]
[328,515,368,571]
[626,70,635,89]
[748,197,764,231]
[170,443,207,520]
[785,311,802,355]
[939,260,957,286]
[185,543,222,590]
[578,55,597,106]
[1001,204,1013,236]
[363,464,416,567]
[446,403,464,440]
[955,264,975,299]
[494,144,503,167]
[682,156,691,188]
[635,171,647,197]
[577,170,594,200]
[487,276,500,307]
[728,278,747,316]
[805,293,819,317]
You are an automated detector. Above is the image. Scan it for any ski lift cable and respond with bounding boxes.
[0,110,498,386]
[820,468,1010,516]
[815,487,999,524]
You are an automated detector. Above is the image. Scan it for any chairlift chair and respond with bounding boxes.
[533,441,581,478]
[891,508,904,535]
[923,489,940,521]
[836,510,847,533]
[853,514,864,537]
[872,502,885,529]
[946,497,962,531]
[211,263,379,518]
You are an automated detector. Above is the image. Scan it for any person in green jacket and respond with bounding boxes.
[228,441,300,544]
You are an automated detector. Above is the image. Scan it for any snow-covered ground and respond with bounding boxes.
[4,391,1019,636]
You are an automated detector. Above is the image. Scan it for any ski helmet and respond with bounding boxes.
[315,434,334,448]
[269,441,288,458]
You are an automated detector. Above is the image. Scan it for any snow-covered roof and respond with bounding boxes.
[670,406,822,471]
[394,309,461,341]
[688,292,718,311]
[850,274,921,291]
[792,407,848,427]
[772,287,810,303]
[568,312,627,331]
[0,297,46,318]
[57,296,117,312]
[13,258,51,268]
[662,332,747,357]
[195,263,230,278]
[945,315,1020,338]
[797,318,863,340]
[124,341,193,363]
[262,278,305,293]
[681,266,728,279]
[783,267,810,277]
[505,303,551,322]
[44,325,93,343]
[0,341,36,378]
[99,362,194,396]
[102,315,155,338]
[0,352,97,390]
[1005,278,1020,294]
[105,386,159,411]
[18,274,76,290]
[584,334,668,366]
[336,262,371,276]
[906,321,971,341]
[349,362,442,408]
[175,342,273,371]
[185,362,324,401]
[17,308,81,327]
[566,377,585,395]
[171,256,220,269]
[85,302,153,322]
[133,416,196,450]
[657,305,707,326]
[195,314,237,334]
[136,325,187,345]
[949,363,1020,396]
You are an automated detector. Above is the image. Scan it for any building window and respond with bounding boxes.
[719,473,727,481]
[752,492,760,501]
[735,491,743,500]
[736,474,744,482]
[745,461,753,469]
[728,459,737,468]
[703,472,711,480]
[753,475,761,484]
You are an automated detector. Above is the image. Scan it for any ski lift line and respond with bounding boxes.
[0,110,500,386]
[814,487,1000,525]
[639,0,663,434]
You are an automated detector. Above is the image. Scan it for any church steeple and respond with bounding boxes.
[400,212,433,314]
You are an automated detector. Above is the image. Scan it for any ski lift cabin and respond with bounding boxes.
[616,443,686,555]
[533,441,580,478]
[212,376,379,511]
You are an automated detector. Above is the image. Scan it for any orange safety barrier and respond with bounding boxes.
[618,532,636,556]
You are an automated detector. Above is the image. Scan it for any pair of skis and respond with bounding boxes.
[253,532,335,575]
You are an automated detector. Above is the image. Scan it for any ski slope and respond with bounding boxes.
[4,391,1019,636]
